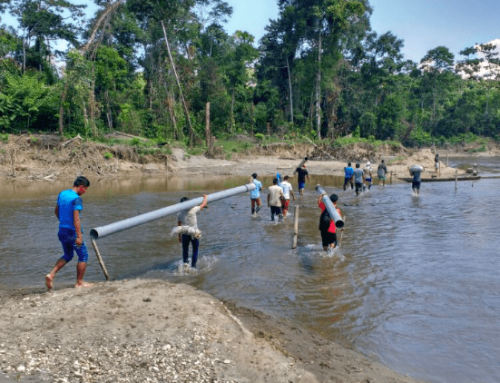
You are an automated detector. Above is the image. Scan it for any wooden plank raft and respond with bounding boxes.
[398,176,481,183]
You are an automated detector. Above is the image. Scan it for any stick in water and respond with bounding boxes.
[338,216,346,248]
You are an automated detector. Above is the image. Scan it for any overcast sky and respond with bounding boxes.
[224,0,500,63]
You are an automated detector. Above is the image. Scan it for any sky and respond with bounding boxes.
[223,0,500,63]
[2,0,499,64]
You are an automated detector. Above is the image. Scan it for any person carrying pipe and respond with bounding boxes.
[409,165,423,196]
[377,160,388,186]
[353,163,365,196]
[343,162,354,191]
[364,161,373,190]
[318,193,343,251]
[295,164,309,195]
[268,177,285,222]
[250,173,263,217]
[45,176,92,291]
[279,175,295,218]
[176,194,208,269]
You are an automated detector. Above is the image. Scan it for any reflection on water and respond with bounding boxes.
[1,164,500,383]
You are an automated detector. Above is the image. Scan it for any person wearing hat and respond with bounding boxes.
[295,164,309,195]
[364,161,373,190]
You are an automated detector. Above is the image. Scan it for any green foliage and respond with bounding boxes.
[0,133,9,142]
[30,135,38,143]
[254,133,265,140]
[104,152,114,159]
[333,136,402,148]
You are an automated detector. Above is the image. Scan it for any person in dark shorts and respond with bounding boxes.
[343,162,354,191]
[250,173,263,216]
[45,176,92,291]
[268,177,285,222]
[353,163,365,196]
[318,193,342,251]
[410,166,422,195]
[295,164,309,195]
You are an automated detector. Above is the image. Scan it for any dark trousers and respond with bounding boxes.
[343,177,353,190]
[182,234,199,268]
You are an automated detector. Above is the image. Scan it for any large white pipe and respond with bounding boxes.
[315,185,345,229]
[90,183,256,240]
[293,157,308,175]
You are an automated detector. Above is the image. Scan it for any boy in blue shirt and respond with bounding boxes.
[250,173,263,216]
[45,176,91,290]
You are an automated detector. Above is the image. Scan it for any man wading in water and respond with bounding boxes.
[318,193,342,251]
[268,178,284,222]
[45,176,92,290]
[295,164,309,195]
[250,173,263,217]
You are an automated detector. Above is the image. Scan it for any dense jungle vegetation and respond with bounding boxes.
[0,0,499,148]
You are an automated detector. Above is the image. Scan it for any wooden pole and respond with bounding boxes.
[455,170,458,191]
[291,205,299,249]
[390,171,393,184]
[205,102,211,153]
[91,239,110,281]
[338,216,346,248]
[446,152,449,167]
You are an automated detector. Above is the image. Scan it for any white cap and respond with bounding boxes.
[366,161,370,166]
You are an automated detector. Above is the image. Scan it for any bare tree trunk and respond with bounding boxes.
[22,36,26,73]
[286,55,294,123]
[106,90,113,130]
[230,88,235,132]
[205,102,211,152]
[58,82,70,135]
[250,102,255,137]
[161,20,201,146]
[89,64,97,135]
[315,33,322,139]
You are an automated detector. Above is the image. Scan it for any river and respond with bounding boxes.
[0,156,499,383]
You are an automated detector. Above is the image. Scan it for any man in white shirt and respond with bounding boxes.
[177,194,207,268]
[280,175,295,218]
[267,178,285,222]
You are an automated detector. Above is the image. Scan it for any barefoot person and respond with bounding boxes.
[353,163,365,196]
[250,173,263,216]
[177,194,208,269]
[343,162,354,191]
[377,159,388,186]
[45,176,92,290]
[318,193,342,251]
[364,161,373,190]
[409,165,423,196]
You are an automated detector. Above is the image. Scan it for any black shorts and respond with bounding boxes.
[355,182,364,192]
[320,230,337,247]
[270,206,282,215]
[412,181,421,190]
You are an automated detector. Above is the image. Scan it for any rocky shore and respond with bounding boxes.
[0,279,425,383]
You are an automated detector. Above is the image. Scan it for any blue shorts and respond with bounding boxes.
[58,228,89,263]
[298,182,305,190]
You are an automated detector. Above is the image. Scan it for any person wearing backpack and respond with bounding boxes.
[318,193,342,251]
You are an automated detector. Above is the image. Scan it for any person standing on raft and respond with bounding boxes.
[45,176,92,291]
[318,193,342,251]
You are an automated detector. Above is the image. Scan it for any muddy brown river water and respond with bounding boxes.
[1,157,500,383]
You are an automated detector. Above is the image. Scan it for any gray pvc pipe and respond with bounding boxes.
[315,185,345,229]
[90,183,256,239]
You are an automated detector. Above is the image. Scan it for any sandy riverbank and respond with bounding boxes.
[2,133,495,182]
[0,279,425,383]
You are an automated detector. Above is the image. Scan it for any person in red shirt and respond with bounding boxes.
[318,193,342,251]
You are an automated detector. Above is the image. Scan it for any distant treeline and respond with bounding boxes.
[1,0,499,147]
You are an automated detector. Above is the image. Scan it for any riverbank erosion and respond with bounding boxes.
[0,279,424,383]
[1,133,498,181]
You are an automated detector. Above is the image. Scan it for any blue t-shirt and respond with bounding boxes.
[57,189,83,230]
[344,167,354,178]
[250,179,262,199]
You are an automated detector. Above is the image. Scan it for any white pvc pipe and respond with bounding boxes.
[90,183,256,239]
[315,185,345,229]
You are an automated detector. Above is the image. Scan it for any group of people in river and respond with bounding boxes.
[343,159,389,195]
[44,154,438,288]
